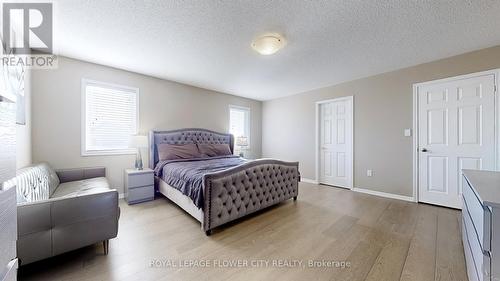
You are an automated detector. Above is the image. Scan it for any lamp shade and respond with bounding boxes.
[129,135,148,148]
[236,136,248,147]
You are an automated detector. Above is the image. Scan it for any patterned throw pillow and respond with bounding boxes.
[14,163,60,203]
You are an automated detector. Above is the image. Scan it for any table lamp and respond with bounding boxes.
[236,136,249,158]
[130,135,148,170]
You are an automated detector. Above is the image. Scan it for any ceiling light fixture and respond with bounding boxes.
[251,34,286,55]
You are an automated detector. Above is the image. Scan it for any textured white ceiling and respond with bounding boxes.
[53,0,500,100]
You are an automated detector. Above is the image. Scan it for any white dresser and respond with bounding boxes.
[462,170,500,281]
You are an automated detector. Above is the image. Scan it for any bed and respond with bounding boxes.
[149,128,300,235]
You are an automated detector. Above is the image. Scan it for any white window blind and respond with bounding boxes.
[82,79,138,155]
[229,105,250,144]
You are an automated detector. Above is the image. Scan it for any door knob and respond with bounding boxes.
[421,148,428,152]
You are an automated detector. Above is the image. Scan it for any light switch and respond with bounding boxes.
[367,170,373,177]
[404,129,412,137]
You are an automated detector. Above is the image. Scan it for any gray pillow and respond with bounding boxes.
[158,143,202,161]
[197,143,232,157]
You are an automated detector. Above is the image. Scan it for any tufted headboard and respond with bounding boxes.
[149,128,234,169]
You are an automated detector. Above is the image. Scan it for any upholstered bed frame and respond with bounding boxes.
[149,128,300,235]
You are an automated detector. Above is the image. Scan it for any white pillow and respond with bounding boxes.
[15,163,60,203]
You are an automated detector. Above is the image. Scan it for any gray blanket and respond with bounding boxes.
[154,155,246,209]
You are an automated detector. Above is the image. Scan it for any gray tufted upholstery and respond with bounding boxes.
[149,129,234,169]
[203,159,299,231]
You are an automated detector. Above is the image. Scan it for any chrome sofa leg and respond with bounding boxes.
[103,240,109,255]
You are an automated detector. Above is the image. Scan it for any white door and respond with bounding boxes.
[318,97,353,188]
[418,74,496,209]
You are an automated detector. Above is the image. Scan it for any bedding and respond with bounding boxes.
[197,143,232,157]
[157,143,201,160]
[154,155,246,209]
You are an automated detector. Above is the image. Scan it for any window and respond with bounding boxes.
[229,105,251,146]
[82,79,138,156]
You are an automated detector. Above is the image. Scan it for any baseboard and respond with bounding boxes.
[300,179,415,203]
[300,178,319,184]
[353,187,415,202]
[119,193,125,199]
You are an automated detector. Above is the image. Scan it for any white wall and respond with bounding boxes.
[262,45,500,197]
[32,56,262,194]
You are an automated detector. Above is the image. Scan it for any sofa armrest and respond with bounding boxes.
[56,167,106,183]
[17,201,51,237]
[51,189,119,255]
[51,189,119,226]
[17,200,53,264]
[17,189,119,235]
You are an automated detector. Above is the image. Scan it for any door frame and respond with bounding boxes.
[412,69,500,203]
[315,96,354,189]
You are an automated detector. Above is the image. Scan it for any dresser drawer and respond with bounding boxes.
[463,205,491,281]
[463,177,491,251]
[127,172,154,188]
[126,185,154,204]
[463,219,480,281]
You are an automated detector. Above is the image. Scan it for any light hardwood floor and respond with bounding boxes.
[19,183,467,281]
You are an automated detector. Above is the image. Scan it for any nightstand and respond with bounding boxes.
[124,168,154,205]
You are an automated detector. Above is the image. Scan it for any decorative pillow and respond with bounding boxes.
[157,143,202,161]
[15,162,60,203]
[47,163,60,197]
[197,143,232,157]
